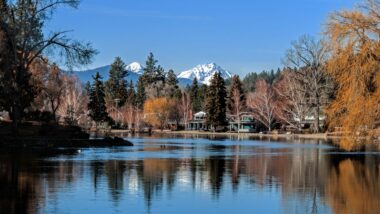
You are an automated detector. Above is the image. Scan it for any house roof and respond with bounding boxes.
[194,111,206,117]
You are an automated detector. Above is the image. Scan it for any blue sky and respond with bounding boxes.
[48,0,358,76]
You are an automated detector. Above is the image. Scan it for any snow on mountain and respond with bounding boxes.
[126,62,144,75]
[75,62,144,84]
[177,63,232,85]
[75,62,232,87]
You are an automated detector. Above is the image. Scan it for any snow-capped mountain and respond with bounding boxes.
[75,62,232,87]
[126,62,144,75]
[75,62,144,84]
[177,63,232,85]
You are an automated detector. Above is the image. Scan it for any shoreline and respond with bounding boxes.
[154,130,342,140]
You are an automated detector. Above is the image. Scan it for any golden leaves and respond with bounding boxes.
[325,0,380,145]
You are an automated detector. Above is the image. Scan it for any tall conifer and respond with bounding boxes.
[227,75,246,116]
[127,80,136,106]
[205,72,227,130]
[135,77,146,110]
[105,57,128,107]
[88,72,109,124]
[190,78,201,112]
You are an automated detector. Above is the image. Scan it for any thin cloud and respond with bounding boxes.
[84,6,210,21]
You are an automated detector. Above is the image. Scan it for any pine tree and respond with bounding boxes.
[166,69,178,86]
[141,53,166,98]
[84,81,91,96]
[156,65,165,83]
[173,88,182,101]
[165,69,180,98]
[142,52,157,84]
[198,84,208,110]
[135,76,146,110]
[190,78,201,112]
[105,57,128,107]
[205,72,227,130]
[88,72,109,125]
[141,52,165,85]
[127,80,136,106]
[228,75,246,120]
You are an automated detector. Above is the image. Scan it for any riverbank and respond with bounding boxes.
[158,130,342,140]
[0,122,133,149]
[159,130,380,151]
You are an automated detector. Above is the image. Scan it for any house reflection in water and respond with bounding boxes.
[1,138,380,214]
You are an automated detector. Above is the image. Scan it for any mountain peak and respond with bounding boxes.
[75,62,233,87]
[177,63,232,85]
[126,62,144,75]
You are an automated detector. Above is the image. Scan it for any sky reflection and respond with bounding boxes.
[0,135,379,214]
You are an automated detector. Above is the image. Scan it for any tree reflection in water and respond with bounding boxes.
[0,137,380,214]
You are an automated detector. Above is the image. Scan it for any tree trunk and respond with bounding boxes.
[315,106,320,133]
[11,103,19,134]
[314,93,321,133]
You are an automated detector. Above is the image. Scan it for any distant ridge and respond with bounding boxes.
[75,62,232,87]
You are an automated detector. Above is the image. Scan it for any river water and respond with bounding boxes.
[1,134,380,214]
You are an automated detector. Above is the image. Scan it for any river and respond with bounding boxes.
[1,134,379,214]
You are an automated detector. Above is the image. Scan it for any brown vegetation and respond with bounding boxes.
[325,0,380,144]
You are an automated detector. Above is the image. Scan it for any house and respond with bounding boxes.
[294,115,326,129]
[187,111,256,132]
[187,111,207,130]
[228,113,256,133]
[0,111,9,121]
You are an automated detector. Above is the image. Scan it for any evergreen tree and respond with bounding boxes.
[198,84,208,110]
[84,81,91,96]
[190,78,201,112]
[228,75,246,117]
[165,69,180,98]
[141,52,165,85]
[166,69,178,86]
[127,80,136,106]
[141,53,166,98]
[135,76,146,110]
[88,72,109,125]
[243,69,282,92]
[205,72,227,130]
[172,88,183,101]
[156,65,166,83]
[105,57,128,107]
[243,72,258,92]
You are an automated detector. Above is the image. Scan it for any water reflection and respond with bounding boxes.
[0,136,380,213]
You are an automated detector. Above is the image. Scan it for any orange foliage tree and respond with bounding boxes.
[325,0,380,143]
[143,97,174,131]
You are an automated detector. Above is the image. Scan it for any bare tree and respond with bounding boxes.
[275,69,312,131]
[43,65,65,122]
[228,75,246,133]
[179,91,191,129]
[58,75,88,125]
[134,108,144,132]
[283,35,331,133]
[247,79,278,131]
[122,104,135,130]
